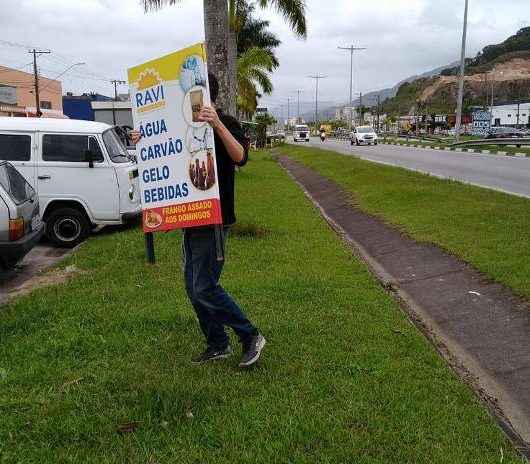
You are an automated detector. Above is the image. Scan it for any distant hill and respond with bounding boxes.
[442,27,530,75]
[302,27,530,122]
[302,63,458,122]
[380,27,530,116]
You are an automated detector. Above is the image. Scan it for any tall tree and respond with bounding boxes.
[143,0,306,115]
[236,2,281,67]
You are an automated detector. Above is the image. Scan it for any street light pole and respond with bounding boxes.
[308,74,327,133]
[338,45,366,132]
[455,0,469,142]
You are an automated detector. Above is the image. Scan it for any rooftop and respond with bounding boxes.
[0,117,112,133]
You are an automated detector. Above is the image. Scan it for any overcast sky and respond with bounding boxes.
[2,0,529,116]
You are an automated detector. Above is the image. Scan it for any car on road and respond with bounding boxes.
[351,126,378,146]
[0,118,141,248]
[0,161,44,269]
[486,127,527,139]
[293,124,310,142]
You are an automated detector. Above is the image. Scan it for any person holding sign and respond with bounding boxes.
[132,73,265,368]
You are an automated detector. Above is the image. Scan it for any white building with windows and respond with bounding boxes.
[490,102,530,127]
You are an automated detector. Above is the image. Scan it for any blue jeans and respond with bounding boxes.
[183,226,257,350]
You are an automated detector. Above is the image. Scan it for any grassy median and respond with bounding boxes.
[0,152,522,463]
[281,143,530,302]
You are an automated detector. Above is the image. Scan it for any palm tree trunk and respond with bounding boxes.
[204,0,237,116]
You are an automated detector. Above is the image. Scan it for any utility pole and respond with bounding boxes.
[287,97,291,130]
[357,92,363,125]
[338,45,366,132]
[308,74,327,132]
[455,0,469,142]
[377,94,381,133]
[29,49,51,117]
[111,79,126,126]
[294,89,303,123]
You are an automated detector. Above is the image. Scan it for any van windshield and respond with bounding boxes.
[296,126,309,131]
[102,129,130,164]
[0,162,35,205]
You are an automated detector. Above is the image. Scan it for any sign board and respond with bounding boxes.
[128,43,222,233]
[0,85,17,105]
[472,110,491,136]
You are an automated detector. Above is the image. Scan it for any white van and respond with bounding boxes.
[0,118,141,247]
[293,125,310,142]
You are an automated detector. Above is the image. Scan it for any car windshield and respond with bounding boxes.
[0,162,35,205]
[102,129,130,164]
[357,127,374,134]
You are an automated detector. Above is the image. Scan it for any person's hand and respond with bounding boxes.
[197,106,221,130]
[129,130,141,145]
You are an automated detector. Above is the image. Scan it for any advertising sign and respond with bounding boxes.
[128,43,222,233]
[472,110,492,136]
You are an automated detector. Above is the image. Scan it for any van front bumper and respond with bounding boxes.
[0,225,44,268]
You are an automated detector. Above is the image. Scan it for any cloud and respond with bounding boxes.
[0,0,528,117]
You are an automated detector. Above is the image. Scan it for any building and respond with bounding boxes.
[0,65,63,117]
[335,106,357,122]
[490,102,530,127]
[91,100,133,127]
[62,93,113,121]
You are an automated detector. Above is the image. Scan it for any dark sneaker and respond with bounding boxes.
[191,345,233,364]
[239,334,266,368]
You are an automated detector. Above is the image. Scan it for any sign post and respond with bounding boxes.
[128,43,223,263]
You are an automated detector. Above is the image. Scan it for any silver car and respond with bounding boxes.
[0,161,44,269]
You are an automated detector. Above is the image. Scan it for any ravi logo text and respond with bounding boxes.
[135,69,166,114]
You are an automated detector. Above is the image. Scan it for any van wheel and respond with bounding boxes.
[45,207,90,248]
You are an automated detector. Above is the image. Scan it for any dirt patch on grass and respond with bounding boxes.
[1,265,83,306]
[230,223,269,239]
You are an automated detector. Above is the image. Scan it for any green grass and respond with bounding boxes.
[0,153,522,463]
[281,144,530,301]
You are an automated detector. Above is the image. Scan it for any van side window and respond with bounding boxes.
[0,134,31,161]
[42,135,104,163]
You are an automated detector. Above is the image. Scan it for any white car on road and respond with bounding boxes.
[351,126,378,146]
[0,118,141,248]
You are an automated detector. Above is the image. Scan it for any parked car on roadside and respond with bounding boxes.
[486,127,527,139]
[351,126,378,146]
[0,161,44,268]
[0,118,141,248]
[293,124,310,142]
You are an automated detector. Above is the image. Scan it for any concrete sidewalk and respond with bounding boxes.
[279,155,530,457]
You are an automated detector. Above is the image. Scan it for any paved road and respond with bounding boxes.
[294,137,530,198]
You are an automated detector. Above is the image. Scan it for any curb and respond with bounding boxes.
[380,140,529,158]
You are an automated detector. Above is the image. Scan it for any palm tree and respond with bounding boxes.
[237,47,274,118]
[143,0,306,115]
[236,2,281,67]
